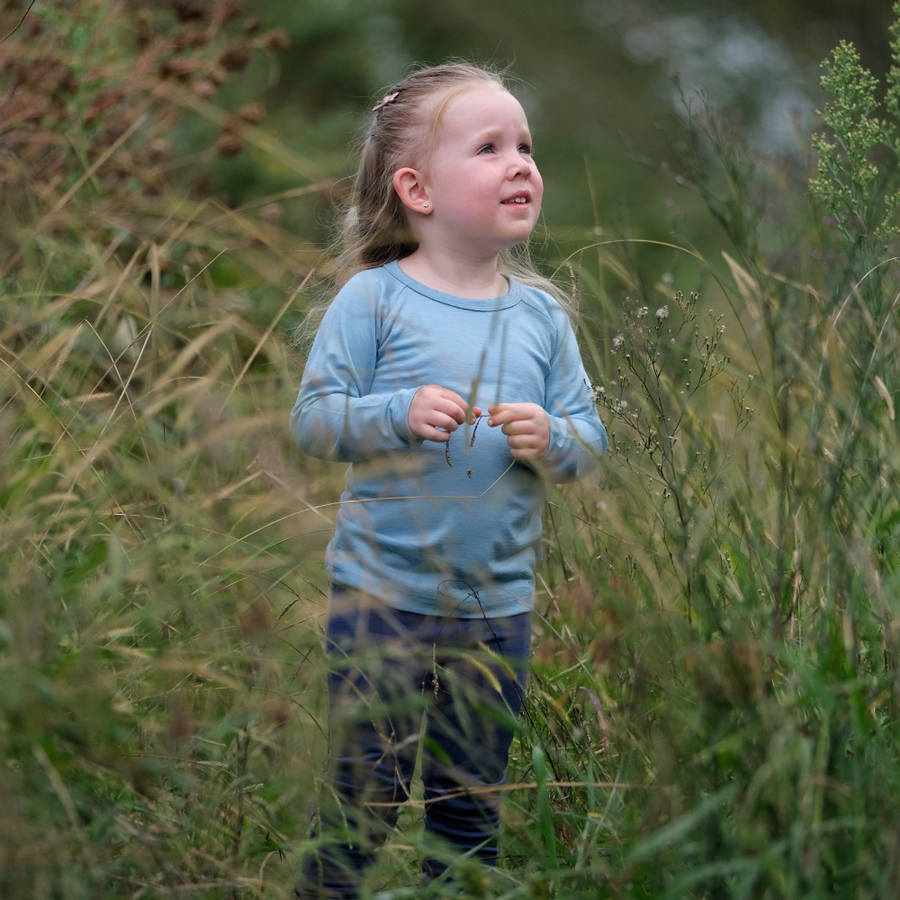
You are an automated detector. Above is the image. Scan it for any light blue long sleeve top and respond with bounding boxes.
[290,261,607,618]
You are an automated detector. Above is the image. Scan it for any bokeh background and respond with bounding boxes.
[198,0,894,265]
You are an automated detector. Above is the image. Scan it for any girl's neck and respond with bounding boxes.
[397,246,508,299]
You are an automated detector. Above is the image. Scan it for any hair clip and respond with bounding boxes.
[372,91,400,112]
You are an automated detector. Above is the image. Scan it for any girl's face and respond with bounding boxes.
[417,83,543,256]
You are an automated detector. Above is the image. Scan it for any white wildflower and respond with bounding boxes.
[655,306,669,321]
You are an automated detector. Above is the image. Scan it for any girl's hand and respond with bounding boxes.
[409,385,481,442]
[488,403,550,461]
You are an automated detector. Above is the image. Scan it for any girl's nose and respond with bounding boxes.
[509,154,533,178]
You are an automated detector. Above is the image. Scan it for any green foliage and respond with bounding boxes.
[503,4,900,896]
[811,42,891,244]
[0,2,332,896]
[811,0,900,278]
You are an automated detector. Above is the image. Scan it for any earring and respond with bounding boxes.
[422,202,430,208]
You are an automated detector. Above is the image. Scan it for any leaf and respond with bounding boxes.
[722,251,760,320]
[873,375,895,420]
[624,785,737,865]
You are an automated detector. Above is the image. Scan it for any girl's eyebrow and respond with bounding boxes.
[470,126,532,144]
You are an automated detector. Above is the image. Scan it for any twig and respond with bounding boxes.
[470,414,483,447]
[0,0,36,46]
[446,414,487,474]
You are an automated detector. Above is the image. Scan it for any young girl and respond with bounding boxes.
[291,62,607,898]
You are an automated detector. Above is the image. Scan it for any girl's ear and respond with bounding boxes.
[393,167,433,214]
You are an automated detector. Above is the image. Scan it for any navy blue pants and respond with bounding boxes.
[295,588,531,899]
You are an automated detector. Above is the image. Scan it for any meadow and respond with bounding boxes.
[3,2,900,897]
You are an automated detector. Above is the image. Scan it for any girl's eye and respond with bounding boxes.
[519,144,534,156]
[478,144,495,154]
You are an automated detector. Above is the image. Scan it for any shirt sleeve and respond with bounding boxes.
[535,310,607,483]
[289,284,421,462]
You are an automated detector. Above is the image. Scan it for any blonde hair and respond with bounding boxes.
[299,62,574,345]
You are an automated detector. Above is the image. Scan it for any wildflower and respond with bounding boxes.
[219,42,251,72]
[235,102,265,124]
[612,334,624,353]
[656,306,669,321]
[264,28,290,50]
[216,131,243,157]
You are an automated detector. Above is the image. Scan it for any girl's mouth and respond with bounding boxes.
[502,195,529,205]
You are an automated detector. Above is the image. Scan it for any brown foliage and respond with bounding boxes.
[0,0,284,275]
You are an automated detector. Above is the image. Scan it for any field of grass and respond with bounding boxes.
[3,2,900,898]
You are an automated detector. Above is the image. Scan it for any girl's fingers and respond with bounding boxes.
[430,388,480,424]
[501,422,535,438]
[438,399,468,425]
[488,403,532,424]
[426,410,486,442]
[409,385,484,441]
[433,411,464,433]
[488,402,550,460]
[488,404,541,428]
[446,398,482,423]
[506,429,541,445]
[500,429,534,448]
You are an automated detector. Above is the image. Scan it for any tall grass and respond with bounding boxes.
[4,1,900,898]
[507,14,900,897]
[1,2,336,896]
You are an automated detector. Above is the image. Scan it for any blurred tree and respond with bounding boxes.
[163,0,898,275]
